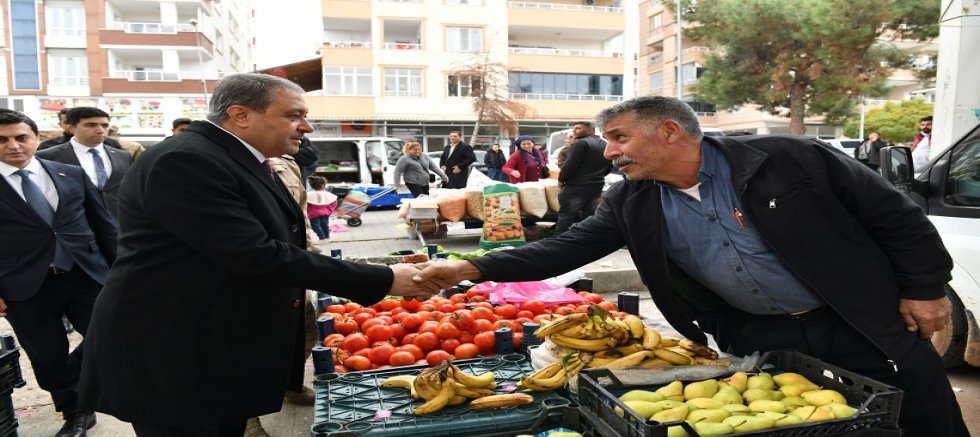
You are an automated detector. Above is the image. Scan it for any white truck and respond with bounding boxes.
[880,123,980,367]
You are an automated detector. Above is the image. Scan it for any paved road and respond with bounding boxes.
[4,208,978,435]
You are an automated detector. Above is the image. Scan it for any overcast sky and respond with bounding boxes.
[253,0,323,69]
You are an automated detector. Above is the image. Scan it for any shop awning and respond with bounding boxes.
[256,58,322,92]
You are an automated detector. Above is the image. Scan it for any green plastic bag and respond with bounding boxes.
[479,184,526,249]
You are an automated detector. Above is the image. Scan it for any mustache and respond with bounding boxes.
[612,157,637,167]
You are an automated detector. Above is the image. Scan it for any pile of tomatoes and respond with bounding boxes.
[319,290,625,373]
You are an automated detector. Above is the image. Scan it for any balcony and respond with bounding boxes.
[102,74,219,94]
[99,26,213,56]
[383,42,422,50]
[113,70,181,81]
[324,41,372,48]
[106,21,195,34]
[508,1,622,13]
[509,93,623,102]
[509,47,622,58]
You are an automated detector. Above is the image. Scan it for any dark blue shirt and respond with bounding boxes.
[660,141,824,315]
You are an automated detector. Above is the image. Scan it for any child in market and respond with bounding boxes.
[307,176,338,241]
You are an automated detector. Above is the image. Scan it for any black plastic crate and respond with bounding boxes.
[578,350,903,437]
[474,405,619,437]
[0,393,17,437]
[311,354,574,437]
[0,349,25,396]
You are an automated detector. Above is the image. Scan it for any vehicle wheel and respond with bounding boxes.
[931,285,968,368]
[347,218,362,227]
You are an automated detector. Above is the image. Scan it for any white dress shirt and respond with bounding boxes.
[912,135,931,170]
[206,120,267,163]
[0,157,60,210]
[70,139,113,187]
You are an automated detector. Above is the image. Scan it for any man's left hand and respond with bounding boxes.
[898,296,951,338]
[452,166,461,174]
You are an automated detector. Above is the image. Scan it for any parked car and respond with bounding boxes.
[820,138,863,157]
[426,150,488,174]
[880,123,980,367]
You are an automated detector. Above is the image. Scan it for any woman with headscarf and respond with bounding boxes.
[854,131,886,171]
[502,135,547,184]
[393,141,447,197]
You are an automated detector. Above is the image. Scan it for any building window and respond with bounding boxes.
[324,67,373,96]
[447,27,482,53]
[447,74,482,97]
[47,53,88,86]
[680,62,704,84]
[10,0,41,90]
[45,5,85,37]
[446,0,480,4]
[384,68,423,97]
[650,13,662,29]
[649,71,663,92]
[0,98,26,112]
[508,72,623,96]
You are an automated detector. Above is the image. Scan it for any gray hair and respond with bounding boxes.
[596,96,702,139]
[207,73,305,124]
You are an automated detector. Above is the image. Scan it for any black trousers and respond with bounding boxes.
[445,170,468,189]
[132,420,246,436]
[4,267,100,414]
[555,183,603,235]
[708,307,969,436]
[406,183,429,197]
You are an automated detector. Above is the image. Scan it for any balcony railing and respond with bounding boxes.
[681,46,711,55]
[112,70,181,81]
[509,47,623,58]
[384,90,423,97]
[107,22,196,34]
[47,28,85,38]
[383,42,422,50]
[50,77,89,86]
[379,0,422,3]
[509,93,624,101]
[324,40,373,48]
[508,1,622,13]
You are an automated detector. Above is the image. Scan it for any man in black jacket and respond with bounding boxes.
[416,96,967,436]
[439,131,476,189]
[39,108,123,151]
[555,121,612,236]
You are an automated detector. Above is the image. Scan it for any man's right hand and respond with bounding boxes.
[510,170,521,178]
[0,298,7,317]
[388,264,439,301]
[412,260,482,291]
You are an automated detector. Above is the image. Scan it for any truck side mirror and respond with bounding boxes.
[880,146,913,190]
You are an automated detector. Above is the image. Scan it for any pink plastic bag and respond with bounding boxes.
[468,281,586,306]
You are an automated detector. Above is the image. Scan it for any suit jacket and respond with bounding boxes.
[78,121,393,425]
[440,141,476,188]
[39,134,123,151]
[0,160,117,302]
[37,142,133,217]
[559,135,612,185]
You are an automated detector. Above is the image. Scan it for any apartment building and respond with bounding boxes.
[312,0,638,152]
[0,0,255,142]
[639,1,937,138]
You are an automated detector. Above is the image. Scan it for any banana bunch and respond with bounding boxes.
[517,354,585,391]
[383,361,530,415]
[535,311,644,351]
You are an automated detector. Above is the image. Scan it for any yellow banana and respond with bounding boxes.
[534,313,590,338]
[550,334,618,352]
[667,346,695,357]
[652,347,696,366]
[382,375,419,399]
[622,315,646,339]
[450,366,496,389]
[605,319,633,344]
[519,360,584,391]
[469,393,535,410]
[602,350,657,369]
[414,365,446,401]
[586,357,617,368]
[679,339,720,359]
[636,357,673,368]
[642,328,662,350]
[526,361,565,381]
[695,357,732,366]
[448,395,467,406]
[659,336,682,348]
[452,382,495,399]
[559,324,587,338]
[414,376,456,415]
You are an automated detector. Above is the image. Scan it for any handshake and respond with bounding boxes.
[386,260,483,301]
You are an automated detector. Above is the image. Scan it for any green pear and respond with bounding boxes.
[790,406,817,420]
[693,421,735,436]
[666,423,690,437]
[722,415,776,432]
[741,388,776,403]
[616,400,664,418]
[746,373,774,391]
[800,389,847,406]
[725,372,748,393]
[757,411,789,420]
[656,381,685,401]
[683,379,719,400]
[547,433,583,437]
[620,389,666,403]
[653,400,686,411]
[780,396,809,411]
[774,414,803,427]
[748,399,787,413]
[720,404,752,415]
[717,380,729,390]
[790,405,836,422]
[821,403,859,419]
[779,383,821,397]
[686,398,725,410]
[651,405,690,423]
[772,372,815,387]
[770,390,786,401]
[686,408,731,423]
[712,386,743,405]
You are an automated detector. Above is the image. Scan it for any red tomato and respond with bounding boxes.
[533,314,557,324]
[390,324,407,340]
[418,321,440,335]
[388,351,416,367]
[400,298,422,312]
[361,318,388,332]
[326,304,347,315]
[353,347,371,358]
[474,302,493,309]
[469,295,486,303]
[611,311,629,319]
[552,306,574,316]
[598,301,618,311]
[414,359,428,366]
[452,310,474,330]
[334,365,348,373]
[573,305,591,314]
[514,317,533,327]
[352,312,373,327]
[440,338,461,354]
[436,322,460,339]
[468,319,495,335]
[330,347,350,364]
[372,339,397,348]
[454,343,480,359]
[322,333,345,348]
[493,304,518,319]
[398,344,425,361]
[419,303,435,312]
[335,318,359,336]
[352,307,377,318]
[341,333,370,352]
[402,332,419,346]
[366,324,394,342]
[464,289,480,299]
[438,303,456,313]
[494,319,520,333]
[473,331,496,350]
[368,344,396,365]
[453,303,468,310]
[512,332,524,349]
[458,331,474,345]
[425,350,454,366]
[516,310,535,320]
[343,302,362,313]
[472,307,495,321]
[390,306,406,316]
[584,293,604,304]
[449,293,467,304]
[401,314,422,330]
[521,300,546,315]
[429,311,445,321]
[343,355,372,371]
[378,299,400,311]
[413,332,440,351]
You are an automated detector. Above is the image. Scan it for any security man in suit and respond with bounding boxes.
[439,130,477,189]
[78,73,439,436]
[0,110,117,437]
[38,107,124,151]
[37,107,132,217]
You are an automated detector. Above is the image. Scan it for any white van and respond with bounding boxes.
[880,124,980,367]
[307,137,404,186]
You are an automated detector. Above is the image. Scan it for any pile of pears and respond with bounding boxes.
[613,371,859,436]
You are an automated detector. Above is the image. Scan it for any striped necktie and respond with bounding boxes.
[88,148,108,189]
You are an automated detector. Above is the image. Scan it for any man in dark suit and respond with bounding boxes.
[555,121,612,236]
[0,110,117,437]
[37,107,132,217]
[39,108,123,151]
[439,130,476,188]
[78,73,438,436]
